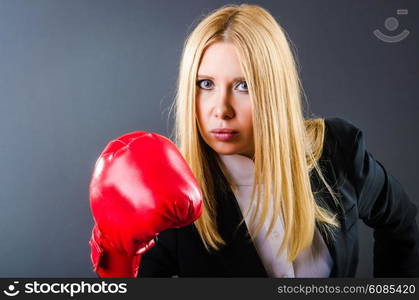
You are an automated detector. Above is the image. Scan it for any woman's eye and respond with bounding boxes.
[237,81,248,92]
[196,79,213,89]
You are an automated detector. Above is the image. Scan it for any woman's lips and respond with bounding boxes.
[211,131,239,141]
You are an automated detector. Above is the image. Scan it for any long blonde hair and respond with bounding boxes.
[169,3,341,263]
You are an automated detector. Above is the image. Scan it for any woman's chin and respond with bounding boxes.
[212,146,242,156]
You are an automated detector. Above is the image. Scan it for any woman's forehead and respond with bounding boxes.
[198,42,245,80]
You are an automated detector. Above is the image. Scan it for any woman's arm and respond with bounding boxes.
[332,117,419,277]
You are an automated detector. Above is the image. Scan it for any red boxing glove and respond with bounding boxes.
[89,132,203,277]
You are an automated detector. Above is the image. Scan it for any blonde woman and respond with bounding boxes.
[91,3,419,278]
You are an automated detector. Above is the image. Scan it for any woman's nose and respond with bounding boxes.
[214,88,234,119]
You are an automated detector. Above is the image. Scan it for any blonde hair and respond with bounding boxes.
[169,3,342,263]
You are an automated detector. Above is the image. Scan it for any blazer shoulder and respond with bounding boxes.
[323,117,361,148]
[321,117,363,164]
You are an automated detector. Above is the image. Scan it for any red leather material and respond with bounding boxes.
[88,132,203,277]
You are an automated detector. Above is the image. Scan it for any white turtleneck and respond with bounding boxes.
[218,153,333,278]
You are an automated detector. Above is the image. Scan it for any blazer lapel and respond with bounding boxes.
[212,160,268,277]
[311,156,353,277]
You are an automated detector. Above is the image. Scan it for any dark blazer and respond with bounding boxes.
[138,117,419,277]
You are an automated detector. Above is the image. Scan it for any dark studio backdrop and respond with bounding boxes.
[0,0,417,277]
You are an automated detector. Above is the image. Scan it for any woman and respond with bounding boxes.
[134,3,419,278]
[90,3,419,278]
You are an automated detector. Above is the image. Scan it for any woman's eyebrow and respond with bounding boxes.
[197,74,246,81]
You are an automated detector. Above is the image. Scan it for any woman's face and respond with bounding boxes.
[196,42,254,159]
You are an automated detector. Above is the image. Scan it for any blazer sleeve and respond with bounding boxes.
[137,228,179,277]
[333,117,419,277]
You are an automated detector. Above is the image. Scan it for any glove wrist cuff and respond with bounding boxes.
[89,224,142,278]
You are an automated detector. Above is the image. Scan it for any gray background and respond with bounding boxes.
[0,0,417,277]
